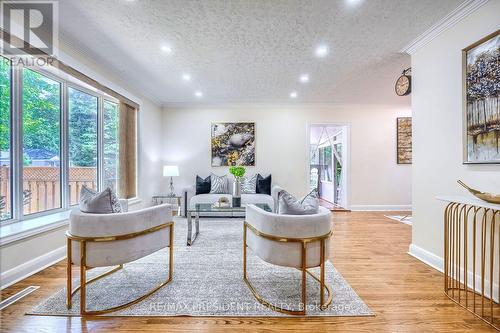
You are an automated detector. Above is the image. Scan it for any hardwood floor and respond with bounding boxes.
[319,199,350,212]
[0,212,496,332]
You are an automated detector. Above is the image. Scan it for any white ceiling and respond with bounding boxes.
[58,0,463,106]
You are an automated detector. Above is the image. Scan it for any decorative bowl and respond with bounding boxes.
[457,180,500,204]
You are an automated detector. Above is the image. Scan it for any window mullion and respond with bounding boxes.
[98,96,104,191]
[11,62,23,221]
[61,81,69,210]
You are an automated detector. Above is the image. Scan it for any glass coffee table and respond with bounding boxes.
[186,203,272,246]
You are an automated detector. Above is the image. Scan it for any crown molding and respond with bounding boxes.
[400,0,489,55]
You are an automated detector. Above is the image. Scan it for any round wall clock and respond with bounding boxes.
[395,68,412,96]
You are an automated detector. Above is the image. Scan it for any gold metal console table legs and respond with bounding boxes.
[444,202,500,330]
[243,222,333,315]
[66,222,174,315]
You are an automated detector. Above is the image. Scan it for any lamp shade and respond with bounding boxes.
[163,165,179,177]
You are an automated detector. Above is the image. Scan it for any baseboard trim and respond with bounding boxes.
[408,243,444,273]
[409,243,499,302]
[349,204,412,211]
[1,246,66,290]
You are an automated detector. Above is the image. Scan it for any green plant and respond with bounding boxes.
[229,165,246,179]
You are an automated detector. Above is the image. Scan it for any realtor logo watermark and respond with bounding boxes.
[1,0,58,65]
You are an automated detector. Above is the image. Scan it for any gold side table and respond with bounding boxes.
[152,195,181,216]
[438,195,500,331]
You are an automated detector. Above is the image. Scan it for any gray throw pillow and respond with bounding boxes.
[79,186,122,214]
[241,174,257,194]
[278,189,319,215]
[210,173,229,194]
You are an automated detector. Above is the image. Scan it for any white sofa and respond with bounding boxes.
[243,204,333,315]
[182,183,282,216]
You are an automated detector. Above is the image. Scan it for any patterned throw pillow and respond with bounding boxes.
[79,186,122,214]
[278,189,319,215]
[210,174,229,194]
[241,174,257,194]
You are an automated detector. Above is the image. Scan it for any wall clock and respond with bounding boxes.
[395,68,412,96]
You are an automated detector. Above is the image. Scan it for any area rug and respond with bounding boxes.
[385,215,412,226]
[29,218,372,317]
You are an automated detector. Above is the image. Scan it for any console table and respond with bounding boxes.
[437,195,500,330]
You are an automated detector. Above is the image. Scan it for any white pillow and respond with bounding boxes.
[79,186,122,214]
[278,189,319,215]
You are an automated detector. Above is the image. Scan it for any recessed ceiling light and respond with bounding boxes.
[346,0,363,6]
[300,74,309,83]
[315,44,329,58]
[290,91,297,98]
[182,73,191,81]
[195,91,203,98]
[161,45,172,53]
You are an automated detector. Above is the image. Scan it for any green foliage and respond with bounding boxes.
[0,62,120,171]
[22,68,61,156]
[0,58,11,152]
[68,87,97,167]
[229,165,246,178]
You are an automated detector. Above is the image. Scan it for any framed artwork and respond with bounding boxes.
[463,30,500,164]
[397,117,412,164]
[211,122,255,166]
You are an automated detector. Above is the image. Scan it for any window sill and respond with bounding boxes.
[0,198,143,247]
[0,211,70,247]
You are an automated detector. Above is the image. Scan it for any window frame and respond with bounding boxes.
[102,99,120,194]
[2,61,121,226]
[0,56,13,222]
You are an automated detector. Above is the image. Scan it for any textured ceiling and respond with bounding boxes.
[58,0,463,105]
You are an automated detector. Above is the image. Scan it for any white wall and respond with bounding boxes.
[411,1,500,261]
[0,47,164,287]
[161,104,412,209]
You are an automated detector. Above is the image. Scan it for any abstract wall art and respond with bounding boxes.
[397,117,412,164]
[463,30,500,164]
[211,122,255,166]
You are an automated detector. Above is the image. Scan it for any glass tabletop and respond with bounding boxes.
[188,203,272,213]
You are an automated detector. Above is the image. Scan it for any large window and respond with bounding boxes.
[68,87,98,205]
[0,61,124,224]
[103,100,119,193]
[22,68,61,215]
[0,58,11,221]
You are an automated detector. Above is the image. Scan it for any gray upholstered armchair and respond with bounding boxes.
[66,203,174,315]
[243,204,332,315]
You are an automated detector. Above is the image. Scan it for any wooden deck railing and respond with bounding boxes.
[0,166,98,215]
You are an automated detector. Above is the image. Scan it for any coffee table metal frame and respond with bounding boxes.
[186,203,271,246]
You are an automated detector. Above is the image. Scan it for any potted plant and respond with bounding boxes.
[229,166,246,207]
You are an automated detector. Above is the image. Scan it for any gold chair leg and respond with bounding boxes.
[71,264,123,297]
[301,242,307,314]
[67,238,72,309]
[77,226,174,316]
[243,238,332,316]
[320,239,325,309]
[169,223,174,282]
[80,241,87,316]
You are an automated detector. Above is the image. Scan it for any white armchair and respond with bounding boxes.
[66,203,174,315]
[243,204,332,315]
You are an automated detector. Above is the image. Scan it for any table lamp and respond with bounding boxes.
[163,165,179,197]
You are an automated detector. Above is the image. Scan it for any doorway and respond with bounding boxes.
[309,124,349,211]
